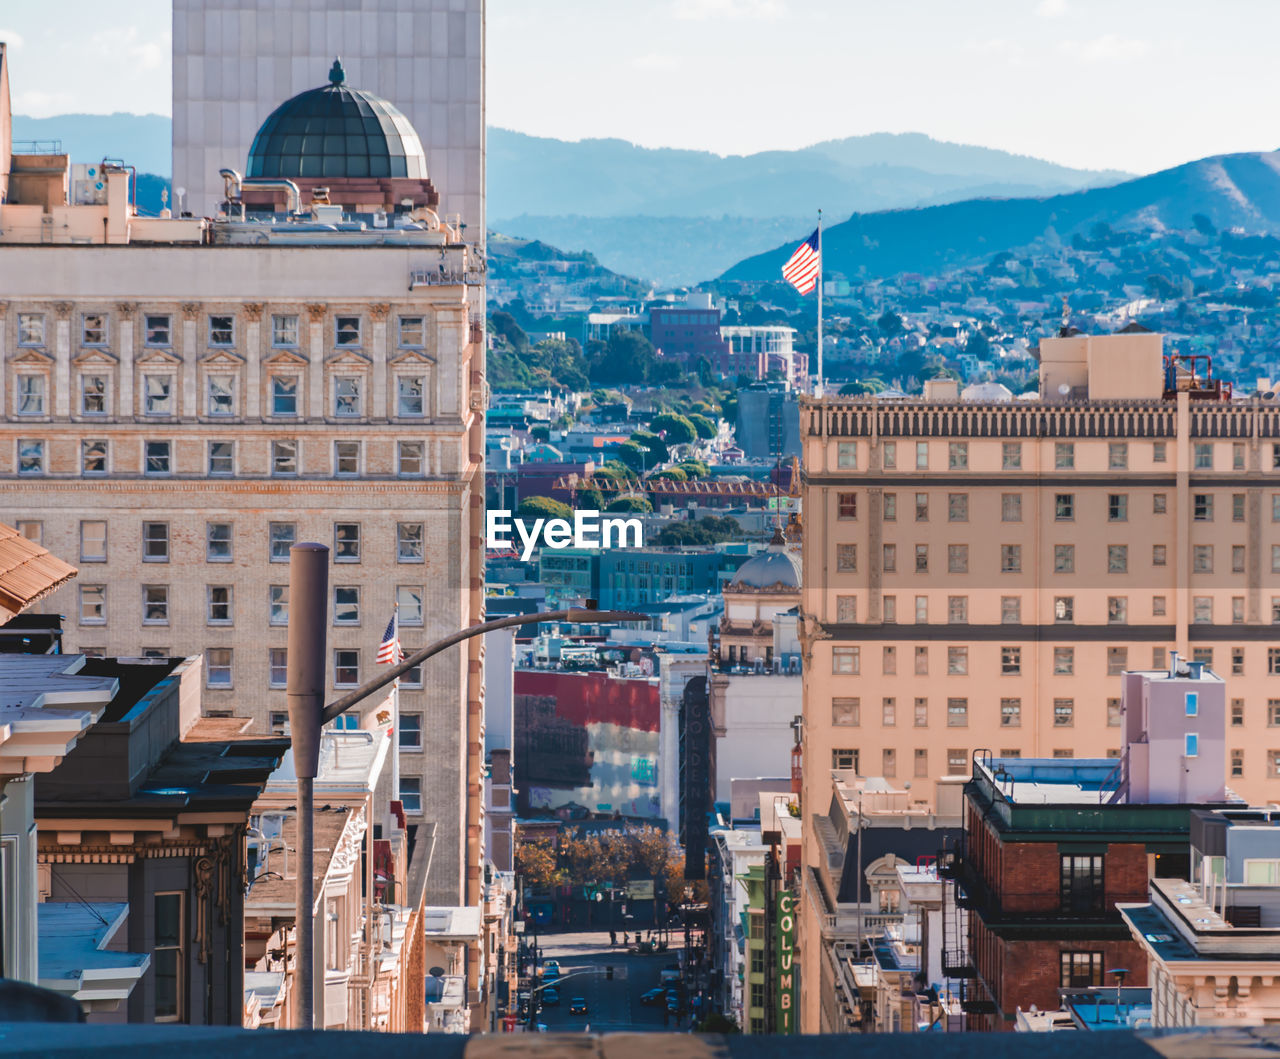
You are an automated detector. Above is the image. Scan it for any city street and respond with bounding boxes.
[523,929,694,1033]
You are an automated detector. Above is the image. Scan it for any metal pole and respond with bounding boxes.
[856,791,864,960]
[286,542,329,1031]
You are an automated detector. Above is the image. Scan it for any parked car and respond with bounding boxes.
[665,992,682,1014]
[569,997,588,1015]
[659,968,681,986]
[542,987,560,1007]
[544,960,561,974]
[542,965,561,982]
[641,987,667,1006]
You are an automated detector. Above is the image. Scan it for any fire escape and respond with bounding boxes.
[937,832,996,1021]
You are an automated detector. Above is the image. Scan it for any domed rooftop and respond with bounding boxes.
[247,59,428,180]
[728,530,801,593]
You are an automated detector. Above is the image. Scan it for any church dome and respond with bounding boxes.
[728,530,801,593]
[247,59,428,180]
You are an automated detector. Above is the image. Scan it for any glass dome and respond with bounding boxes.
[246,59,428,181]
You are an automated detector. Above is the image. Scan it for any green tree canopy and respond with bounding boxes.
[606,495,653,514]
[652,467,687,482]
[629,430,669,465]
[687,413,717,440]
[515,496,573,522]
[650,412,697,446]
[589,329,657,384]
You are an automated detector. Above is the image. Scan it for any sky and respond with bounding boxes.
[3,0,1280,175]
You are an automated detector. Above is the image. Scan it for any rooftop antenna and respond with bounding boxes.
[1059,295,1071,337]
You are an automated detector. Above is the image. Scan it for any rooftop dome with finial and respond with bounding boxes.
[727,527,801,593]
[246,58,428,180]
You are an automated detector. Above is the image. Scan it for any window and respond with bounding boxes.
[1001,494,1022,522]
[335,440,361,476]
[948,442,968,470]
[269,650,288,689]
[269,585,289,626]
[1002,442,1022,470]
[335,316,361,346]
[18,312,45,346]
[400,714,422,751]
[948,544,968,573]
[1054,545,1075,573]
[1232,699,1245,726]
[1108,494,1128,521]
[914,699,928,726]
[1108,646,1128,676]
[154,892,185,1021]
[836,543,857,572]
[1153,544,1167,567]
[1108,545,1128,573]
[334,649,360,687]
[272,314,299,346]
[1154,595,1168,617]
[145,440,171,475]
[1193,596,1213,624]
[915,596,928,623]
[948,493,968,522]
[143,585,169,624]
[79,584,106,624]
[1272,752,1280,779]
[1154,441,1168,463]
[882,748,896,776]
[81,313,107,345]
[208,441,234,475]
[1233,494,1246,522]
[947,647,968,675]
[1060,857,1105,914]
[915,493,928,521]
[914,544,929,573]
[915,442,928,470]
[272,439,298,475]
[1001,698,1021,727]
[1193,647,1212,667]
[882,646,896,675]
[1054,647,1074,675]
[397,522,424,562]
[17,375,45,415]
[882,442,897,469]
[79,520,107,562]
[882,544,896,572]
[397,376,425,416]
[1232,749,1244,778]
[80,374,107,415]
[832,646,859,674]
[81,439,107,474]
[206,648,232,687]
[397,586,423,626]
[883,494,897,520]
[837,442,857,469]
[334,586,360,625]
[837,595,857,622]
[1233,545,1246,574]
[269,522,296,562]
[948,596,968,623]
[832,698,860,726]
[334,377,362,416]
[399,776,423,813]
[947,749,968,775]
[1185,733,1199,757]
[17,439,44,474]
[1001,646,1021,675]
[1055,596,1074,622]
[144,374,173,415]
[1108,698,1123,727]
[914,748,928,777]
[837,492,858,519]
[1054,699,1075,727]
[1108,443,1128,470]
[16,522,42,544]
[1055,493,1075,521]
[1274,546,1280,575]
[394,440,426,476]
[207,315,234,346]
[1233,647,1245,675]
[831,748,858,771]
[1002,544,1022,573]
[1108,596,1128,624]
[335,523,361,562]
[206,522,232,562]
[1194,494,1213,521]
[143,521,169,562]
[207,585,232,624]
[1055,443,1074,469]
[271,376,299,416]
[398,316,425,347]
[206,374,234,416]
[947,698,969,727]
[882,698,896,726]
[1194,443,1213,470]
[1269,701,1280,727]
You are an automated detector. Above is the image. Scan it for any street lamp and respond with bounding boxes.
[285,542,644,1030]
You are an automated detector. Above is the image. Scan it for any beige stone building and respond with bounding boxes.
[0,56,486,908]
[798,330,1280,1031]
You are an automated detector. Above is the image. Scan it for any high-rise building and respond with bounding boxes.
[0,60,485,908]
[171,0,485,234]
[798,328,1279,1030]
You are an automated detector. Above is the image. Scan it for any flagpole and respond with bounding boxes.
[816,208,824,396]
[392,607,400,811]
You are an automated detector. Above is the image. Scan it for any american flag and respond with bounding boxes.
[782,227,821,295]
[376,611,403,665]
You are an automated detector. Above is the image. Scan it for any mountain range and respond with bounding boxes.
[723,151,1280,286]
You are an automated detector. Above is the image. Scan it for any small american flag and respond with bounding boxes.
[376,611,403,665]
[782,227,821,295]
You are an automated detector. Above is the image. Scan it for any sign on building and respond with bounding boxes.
[776,889,797,1033]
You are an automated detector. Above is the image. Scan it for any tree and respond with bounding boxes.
[687,413,717,440]
[678,459,709,479]
[530,423,551,442]
[650,412,697,446]
[652,467,687,482]
[489,310,530,353]
[575,486,604,510]
[696,1014,741,1034]
[877,310,905,339]
[964,330,992,360]
[515,496,573,522]
[606,496,652,514]
[590,329,657,384]
[615,440,649,474]
[629,430,669,466]
[515,838,561,890]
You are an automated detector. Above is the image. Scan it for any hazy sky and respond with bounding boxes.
[3,0,1279,174]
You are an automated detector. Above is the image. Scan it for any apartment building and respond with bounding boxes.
[0,63,486,907]
[798,328,1280,1031]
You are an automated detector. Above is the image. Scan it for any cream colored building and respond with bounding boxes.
[799,330,1280,1031]
[0,58,486,909]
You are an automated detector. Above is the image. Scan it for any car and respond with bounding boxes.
[541,987,560,1007]
[666,993,682,1014]
[542,966,560,983]
[569,997,588,1015]
[640,987,666,1006]
[660,968,681,985]
[543,959,561,974]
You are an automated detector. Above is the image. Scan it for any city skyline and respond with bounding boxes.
[2,0,1280,175]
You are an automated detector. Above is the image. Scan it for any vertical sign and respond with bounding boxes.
[776,889,797,1033]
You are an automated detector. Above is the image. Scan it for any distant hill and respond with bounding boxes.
[723,152,1280,284]
[10,113,172,178]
